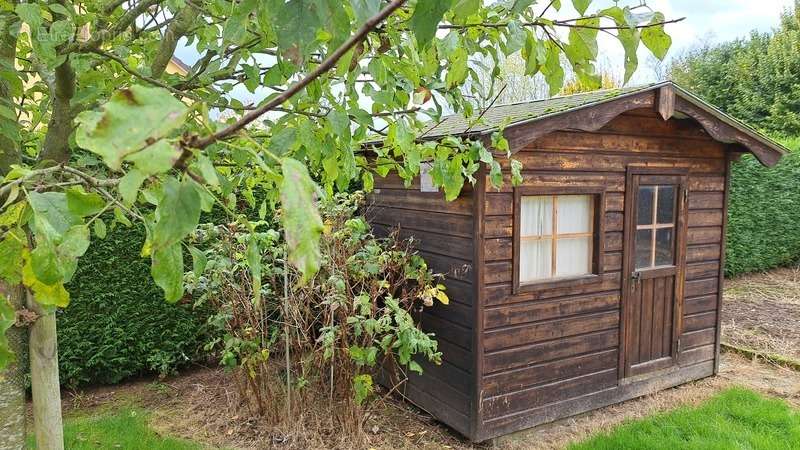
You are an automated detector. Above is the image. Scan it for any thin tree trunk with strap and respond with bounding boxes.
[0,8,26,450]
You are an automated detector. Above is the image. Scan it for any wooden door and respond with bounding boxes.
[621,168,688,378]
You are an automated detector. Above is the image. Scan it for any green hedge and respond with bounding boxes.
[58,222,209,387]
[726,138,800,276]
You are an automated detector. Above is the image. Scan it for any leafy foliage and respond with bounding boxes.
[0,0,676,369]
[670,3,800,136]
[188,192,446,413]
[726,138,800,276]
[58,221,209,386]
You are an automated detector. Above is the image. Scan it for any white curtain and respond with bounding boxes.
[520,240,552,282]
[520,196,552,236]
[520,197,552,283]
[555,237,591,277]
[520,195,592,283]
[555,195,592,277]
[557,195,592,234]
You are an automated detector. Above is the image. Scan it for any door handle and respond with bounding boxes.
[630,271,641,291]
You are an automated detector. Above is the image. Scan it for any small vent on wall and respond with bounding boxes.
[420,162,438,193]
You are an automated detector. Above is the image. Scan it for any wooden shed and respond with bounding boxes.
[367,81,786,442]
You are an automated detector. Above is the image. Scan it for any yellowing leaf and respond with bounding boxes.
[22,249,69,308]
[75,85,188,170]
[0,294,16,370]
[280,158,323,283]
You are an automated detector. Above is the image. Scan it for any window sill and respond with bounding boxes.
[516,273,602,293]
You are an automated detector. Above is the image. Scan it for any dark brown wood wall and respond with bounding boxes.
[478,109,725,435]
[367,173,476,436]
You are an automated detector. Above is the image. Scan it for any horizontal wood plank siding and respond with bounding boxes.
[367,179,476,431]
[479,110,724,433]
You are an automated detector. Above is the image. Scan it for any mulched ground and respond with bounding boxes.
[52,266,800,449]
[722,266,800,361]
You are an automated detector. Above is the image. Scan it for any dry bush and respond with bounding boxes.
[185,192,448,445]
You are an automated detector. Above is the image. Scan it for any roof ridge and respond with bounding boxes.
[475,82,664,110]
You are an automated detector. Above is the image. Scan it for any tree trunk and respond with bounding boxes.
[0,9,26,450]
[0,284,26,450]
[26,294,63,450]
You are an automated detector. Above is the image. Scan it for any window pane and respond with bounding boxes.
[557,195,592,234]
[637,186,655,226]
[521,196,553,237]
[655,228,675,266]
[635,229,653,269]
[657,185,676,225]
[555,237,591,277]
[520,239,552,282]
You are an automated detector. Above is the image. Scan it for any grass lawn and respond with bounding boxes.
[27,407,205,450]
[570,388,800,450]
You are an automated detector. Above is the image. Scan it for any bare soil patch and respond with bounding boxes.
[722,266,800,361]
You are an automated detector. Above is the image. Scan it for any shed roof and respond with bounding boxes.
[420,81,786,167]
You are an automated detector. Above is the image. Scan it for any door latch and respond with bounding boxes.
[630,271,642,291]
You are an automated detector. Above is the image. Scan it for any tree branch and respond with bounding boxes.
[437,16,685,31]
[150,4,199,78]
[39,60,75,164]
[190,0,408,149]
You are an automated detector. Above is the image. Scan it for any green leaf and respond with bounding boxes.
[445,47,468,89]
[247,235,261,304]
[566,17,599,61]
[504,21,526,55]
[280,158,324,283]
[188,245,207,276]
[452,0,479,23]
[0,294,16,369]
[75,85,188,170]
[361,171,374,192]
[408,360,423,374]
[93,218,107,239]
[350,0,380,25]
[57,225,91,282]
[28,191,80,239]
[488,160,503,189]
[572,0,591,15]
[66,186,105,217]
[618,27,641,84]
[0,229,24,285]
[273,0,322,58]
[352,373,373,405]
[410,0,452,48]
[151,243,184,303]
[30,239,61,285]
[442,157,465,201]
[541,42,565,96]
[152,177,201,252]
[222,0,259,44]
[119,169,147,206]
[15,3,42,30]
[510,159,523,186]
[641,12,672,60]
[126,140,182,176]
[327,109,350,138]
[509,0,535,15]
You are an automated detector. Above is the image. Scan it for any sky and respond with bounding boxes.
[563,0,798,83]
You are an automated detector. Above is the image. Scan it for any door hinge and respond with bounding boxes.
[683,188,689,203]
[677,337,682,352]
